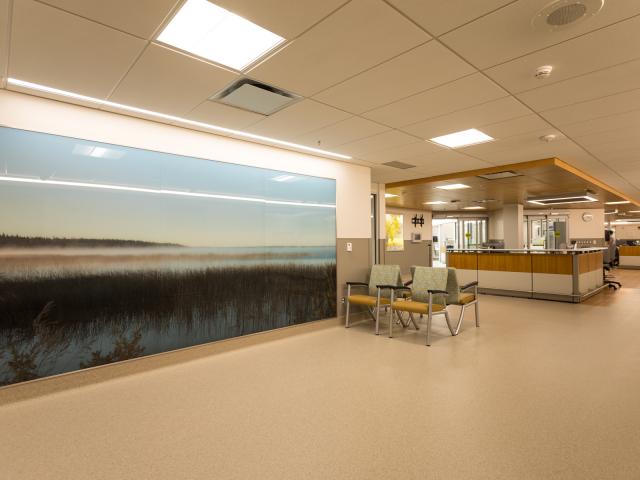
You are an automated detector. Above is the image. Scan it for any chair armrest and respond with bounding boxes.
[377,284,410,291]
[460,281,478,291]
[346,281,368,286]
[403,280,413,286]
[427,289,449,295]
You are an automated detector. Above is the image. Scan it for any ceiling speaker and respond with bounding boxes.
[532,0,604,32]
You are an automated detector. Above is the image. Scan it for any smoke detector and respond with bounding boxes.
[535,65,553,79]
[539,133,559,142]
[532,0,604,32]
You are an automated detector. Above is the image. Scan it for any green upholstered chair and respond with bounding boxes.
[385,266,455,346]
[445,268,479,335]
[345,264,404,335]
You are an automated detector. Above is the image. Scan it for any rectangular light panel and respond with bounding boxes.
[435,183,470,190]
[157,0,285,71]
[429,128,494,148]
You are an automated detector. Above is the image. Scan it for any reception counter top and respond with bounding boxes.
[619,245,640,268]
[447,249,604,302]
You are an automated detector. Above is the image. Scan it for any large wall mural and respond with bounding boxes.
[0,127,337,386]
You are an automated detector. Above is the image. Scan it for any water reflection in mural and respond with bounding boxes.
[0,127,337,386]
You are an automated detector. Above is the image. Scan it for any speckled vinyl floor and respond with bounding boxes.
[1,269,639,479]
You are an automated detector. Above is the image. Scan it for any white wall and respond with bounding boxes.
[615,224,640,240]
[488,209,504,239]
[0,90,371,240]
[523,208,605,240]
[386,207,433,241]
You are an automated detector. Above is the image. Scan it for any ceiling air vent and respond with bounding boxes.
[383,161,416,170]
[527,190,598,206]
[477,170,521,180]
[532,0,604,32]
[212,79,299,115]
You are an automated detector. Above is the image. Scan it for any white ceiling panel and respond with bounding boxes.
[246,99,351,139]
[294,116,389,148]
[110,45,238,116]
[403,96,531,139]
[362,140,445,164]
[517,58,640,112]
[440,0,640,69]
[364,73,507,128]
[480,114,552,140]
[9,0,145,98]
[463,136,580,164]
[541,88,640,126]
[339,130,420,158]
[485,15,640,94]
[560,110,640,138]
[210,0,348,38]
[185,100,266,130]
[312,41,474,114]
[387,0,514,37]
[460,128,566,158]
[39,0,179,39]
[247,0,429,96]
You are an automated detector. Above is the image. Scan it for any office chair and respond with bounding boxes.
[603,242,621,290]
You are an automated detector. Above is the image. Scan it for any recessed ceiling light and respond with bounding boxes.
[6,78,351,160]
[424,201,447,205]
[385,193,399,198]
[157,0,285,71]
[435,183,470,190]
[605,200,631,205]
[429,129,494,148]
[463,206,485,210]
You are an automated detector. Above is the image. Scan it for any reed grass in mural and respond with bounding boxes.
[0,126,337,386]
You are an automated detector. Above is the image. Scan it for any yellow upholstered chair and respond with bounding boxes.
[345,264,403,335]
[386,266,455,346]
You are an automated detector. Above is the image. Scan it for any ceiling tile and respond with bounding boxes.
[9,0,146,98]
[480,114,552,140]
[517,58,640,112]
[246,99,351,139]
[462,134,578,164]
[312,41,474,114]
[363,73,507,127]
[560,110,640,138]
[186,100,266,130]
[247,0,430,96]
[403,96,531,139]
[485,15,640,94]
[110,44,238,116]
[362,140,445,164]
[387,0,513,36]
[541,88,640,126]
[39,0,179,39]
[340,130,420,157]
[294,116,389,148]
[210,0,348,38]
[460,128,564,157]
[440,0,640,69]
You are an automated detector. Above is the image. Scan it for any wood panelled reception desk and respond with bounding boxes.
[619,245,640,268]
[447,248,605,303]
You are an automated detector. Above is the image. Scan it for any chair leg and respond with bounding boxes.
[388,291,395,338]
[375,304,380,335]
[444,310,455,336]
[454,305,465,335]
[474,300,480,328]
[345,284,351,328]
[426,310,433,346]
[408,312,419,330]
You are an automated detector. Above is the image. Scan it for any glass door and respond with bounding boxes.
[461,219,487,249]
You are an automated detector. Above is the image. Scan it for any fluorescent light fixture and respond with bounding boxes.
[629,210,640,213]
[463,206,485,210]
[605,200,631,205]
[0,175,335,209]
[157,0,284,71]
[424,201,447,205]
[527,191,597,206]
[385,193,399,198]
[435,183,470,190]
[272,175,296,182]
[6,78,351,160]
[429,128,494,148]
[604,210,618,215]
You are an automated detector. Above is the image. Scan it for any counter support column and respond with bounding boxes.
[503,204,524,249]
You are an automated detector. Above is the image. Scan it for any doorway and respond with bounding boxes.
[432,217,488,266]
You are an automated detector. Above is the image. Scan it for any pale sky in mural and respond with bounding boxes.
[0,127,336,247]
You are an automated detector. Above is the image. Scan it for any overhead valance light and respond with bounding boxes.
[527,191,597,206]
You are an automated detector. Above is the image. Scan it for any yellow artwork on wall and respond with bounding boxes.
[385,214,404,251]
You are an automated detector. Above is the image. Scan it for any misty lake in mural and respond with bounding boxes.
[0,127,337,386]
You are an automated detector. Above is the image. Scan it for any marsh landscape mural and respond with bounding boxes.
[0,127,337,386]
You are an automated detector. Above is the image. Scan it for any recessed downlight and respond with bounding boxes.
[157,0,285,71]
[385,193,399,198]
[429,129,493,148]
[424,201,447,205]
[435,183,470,190]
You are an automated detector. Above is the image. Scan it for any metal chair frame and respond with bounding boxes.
[453,281,480,335]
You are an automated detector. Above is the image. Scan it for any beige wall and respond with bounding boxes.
[615,224,640,240]
[0,90,373,322]
[384,207,433,240]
